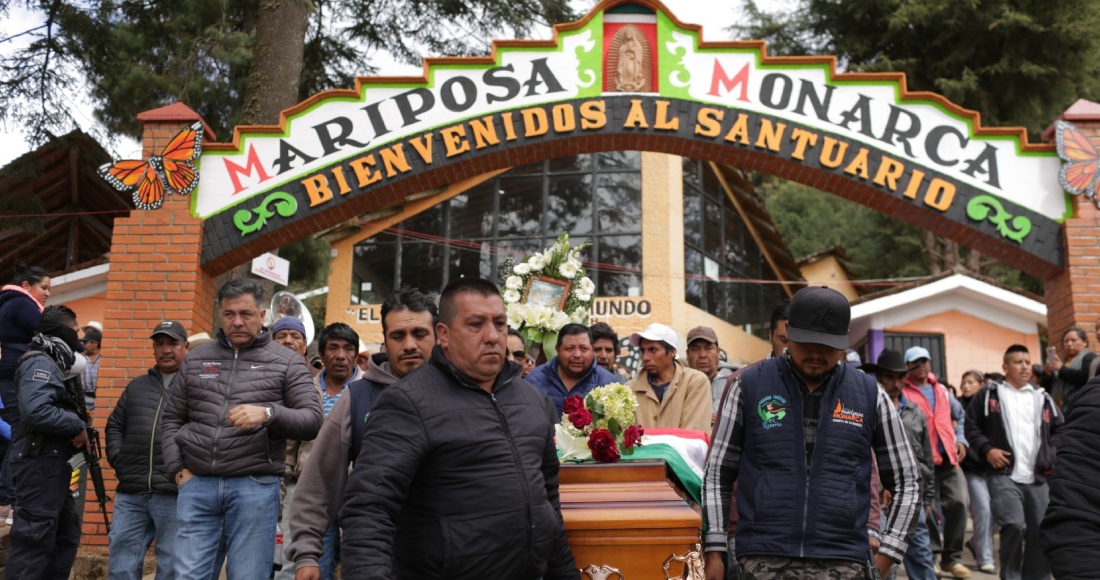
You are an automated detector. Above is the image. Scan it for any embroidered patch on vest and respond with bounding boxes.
[757,395,788,429]
[832,398,865,426]
[31,369,51,382]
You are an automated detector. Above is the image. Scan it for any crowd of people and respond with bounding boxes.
[0,258,1099,580]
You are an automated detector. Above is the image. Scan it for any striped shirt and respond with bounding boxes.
[322,388,344,417]
[82,354,100,395]
[702,356,921,563]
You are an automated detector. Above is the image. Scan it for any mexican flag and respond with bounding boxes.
[557,426,708,505]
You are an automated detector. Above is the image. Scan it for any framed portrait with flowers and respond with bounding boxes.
[522,275,571,311]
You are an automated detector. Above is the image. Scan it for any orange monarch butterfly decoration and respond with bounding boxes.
[1055,120,1100,208]
[97,122,203,210]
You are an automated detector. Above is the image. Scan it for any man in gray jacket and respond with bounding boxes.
[161,279,323,580]
[287,289,437,580]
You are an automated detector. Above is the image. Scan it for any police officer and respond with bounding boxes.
[6,305,91,580]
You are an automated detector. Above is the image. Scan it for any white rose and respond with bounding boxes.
[514,263,531,275]
[503,289,522,304]
[505,276,524,290]
[559,261,579,279]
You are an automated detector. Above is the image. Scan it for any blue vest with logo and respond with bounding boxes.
[735,356,877,563]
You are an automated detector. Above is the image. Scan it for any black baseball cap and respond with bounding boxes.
[786,286,850,350]
[860,349,908,374]
[80,329,102,343]
[150,320,187,341]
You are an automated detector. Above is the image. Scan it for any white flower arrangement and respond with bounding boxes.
[499,233,595,355]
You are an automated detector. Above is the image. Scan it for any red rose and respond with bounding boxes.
[568,409,592,430]
[587,428,620,463]
[562,395,585,415]
[623,424,644,448]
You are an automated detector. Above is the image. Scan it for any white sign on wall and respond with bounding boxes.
[251,253,291,286]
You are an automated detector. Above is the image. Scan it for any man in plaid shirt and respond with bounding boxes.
[703,286,920,579]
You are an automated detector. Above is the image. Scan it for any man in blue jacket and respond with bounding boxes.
[526,323,621,415]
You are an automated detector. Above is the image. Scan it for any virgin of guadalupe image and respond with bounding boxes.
[616,27,648,92]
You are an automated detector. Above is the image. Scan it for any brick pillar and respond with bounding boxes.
[82,104,218,547]
[1044,113,1100,353]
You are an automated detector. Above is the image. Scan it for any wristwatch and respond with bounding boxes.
[263,405,273,423]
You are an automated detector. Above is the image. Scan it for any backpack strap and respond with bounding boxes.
[348,378,386,465]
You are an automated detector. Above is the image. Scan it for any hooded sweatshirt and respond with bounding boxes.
[286,352,399,569]
[0,285,44,381]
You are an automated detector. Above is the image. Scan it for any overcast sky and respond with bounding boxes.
[0,0,792,166]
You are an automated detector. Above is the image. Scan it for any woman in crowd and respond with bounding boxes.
[0,260,50,522]
[957,369,995,574]
[1043,327,1094,411]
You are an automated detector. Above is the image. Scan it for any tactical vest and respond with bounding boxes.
[735,356,877,563]
[14,351,86,453]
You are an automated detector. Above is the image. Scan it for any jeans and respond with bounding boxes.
[988,475,1050,580]
[175,474,280,580]
[899,508,937,580]
[108,492,178,580]
[276,480,339,580]
[965,471,995,566]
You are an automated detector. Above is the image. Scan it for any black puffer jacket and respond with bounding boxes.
[339,346,578,580]
[1041,380,1100,579]
[161,329,323,477]
[106,367,176,494]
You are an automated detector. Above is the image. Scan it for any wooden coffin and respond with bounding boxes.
[559,460,702,579]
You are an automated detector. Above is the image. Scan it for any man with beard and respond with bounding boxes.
[703,287,920,580]
[527,324,620,415]
[339,278,576,580]
[277,323,363,580]
[286,290,437,580]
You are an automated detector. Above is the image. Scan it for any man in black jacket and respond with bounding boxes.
[1041,375,1100,580]
[966,345,1061,580]
[105,321,189,580]
[339,277,578,580]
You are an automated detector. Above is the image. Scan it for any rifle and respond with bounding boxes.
[865,549,883,580]
[85,426,111,533]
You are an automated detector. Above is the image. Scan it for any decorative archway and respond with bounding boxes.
[87,0,1100,548]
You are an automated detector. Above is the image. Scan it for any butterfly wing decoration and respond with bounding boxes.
[1055,120,1100,207]
[97,121,204,210]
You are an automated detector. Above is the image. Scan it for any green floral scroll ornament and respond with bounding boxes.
[966,195,1032,243]
[233,191,298,236]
